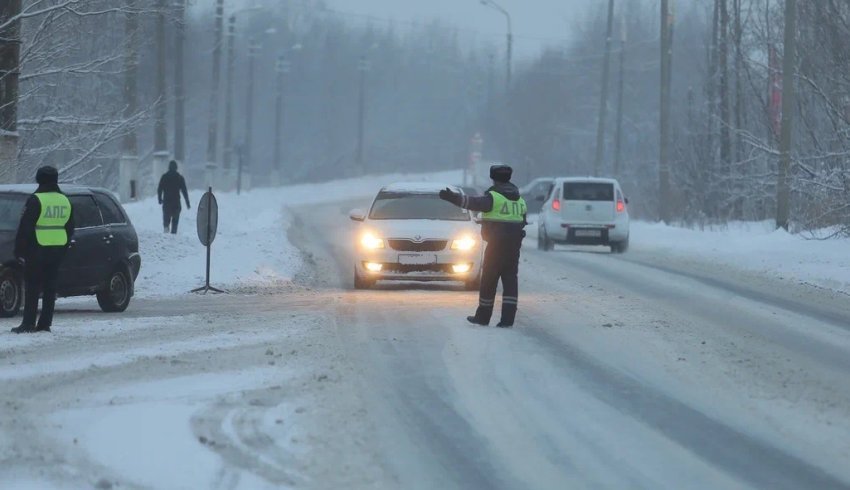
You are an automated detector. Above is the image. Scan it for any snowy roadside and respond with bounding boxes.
[527,217,850,295]
[125,170,462,298]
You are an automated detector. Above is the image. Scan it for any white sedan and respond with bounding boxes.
[349,183,483,290]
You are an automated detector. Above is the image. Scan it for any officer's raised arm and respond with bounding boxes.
[439,187,494,213]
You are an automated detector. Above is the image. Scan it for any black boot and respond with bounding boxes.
[11,324,37,334]
[497,304,517,328]
[467,305,493,326]
[35,325,51,333]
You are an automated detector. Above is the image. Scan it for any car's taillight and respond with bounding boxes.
[616,200,625,213]
[552,199,561,212]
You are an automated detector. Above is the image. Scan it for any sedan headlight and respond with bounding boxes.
[451,236,477,251]
[360,232,385,250]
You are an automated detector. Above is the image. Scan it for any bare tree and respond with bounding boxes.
[0,0,22,183]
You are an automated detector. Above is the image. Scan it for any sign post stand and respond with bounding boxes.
[191,187,225,294]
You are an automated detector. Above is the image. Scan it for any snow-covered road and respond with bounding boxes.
[288,200,850,489]
[1,181,850,488]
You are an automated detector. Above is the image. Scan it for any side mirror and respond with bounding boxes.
[349,209,366,222]
[535,195,546,202]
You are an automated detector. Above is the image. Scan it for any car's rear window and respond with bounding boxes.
[369,192,470,221]
[0,194,27,231]
[563,183,614,201]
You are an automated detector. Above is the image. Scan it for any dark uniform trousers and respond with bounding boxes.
[22,247,67,328]
[474,237,521,325]
[163,205,181,234]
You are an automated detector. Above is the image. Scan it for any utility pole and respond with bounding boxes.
[719,0,731,184]
[594,0,616,177]
[0,0,22,184]
[244,37,258,190]
[480,0,512,93]
[776,0,796,230]
[119,0,140,201]
[152,0,169,189]
[614,15,627,177]
[273,55,290,186]
[505,26,513,91]
[223,15,236,187]
[355,55,367,173]
[174,0,187,164]
[205,0,224,189]
[659,0,675,223]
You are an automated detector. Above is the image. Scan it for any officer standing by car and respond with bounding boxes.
[157,160,190,234]
[12,166,75,334]
[439,164,527,327]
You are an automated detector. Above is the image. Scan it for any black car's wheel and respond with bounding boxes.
[97,267,132,312]
[0,269,22,318]
[353,267,374,290]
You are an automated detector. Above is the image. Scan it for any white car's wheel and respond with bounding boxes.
[539,227,554,252]
[465,272,481,291]
[610,236,629,254]
[353,267,374,290]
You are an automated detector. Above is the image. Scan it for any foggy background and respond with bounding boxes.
[11,0,850,232]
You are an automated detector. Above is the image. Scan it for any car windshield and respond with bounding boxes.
[563,183,614,201]
[369,192,470,221]
[0,194,27,231]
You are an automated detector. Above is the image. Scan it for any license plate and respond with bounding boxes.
[398,254,437,265]
[574,229,602,238]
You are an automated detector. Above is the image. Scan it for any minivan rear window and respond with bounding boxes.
[0,194,27,231]
[563,183,614,202]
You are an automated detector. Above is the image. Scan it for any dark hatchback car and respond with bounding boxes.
[0,185,141,317]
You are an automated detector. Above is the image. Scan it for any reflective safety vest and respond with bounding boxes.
[34,192,72,247]
[482,191,527,223]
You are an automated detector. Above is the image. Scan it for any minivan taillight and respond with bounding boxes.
[552,199,561,212]
[616,200,625,213]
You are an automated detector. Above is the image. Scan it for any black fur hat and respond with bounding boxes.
[35,166,59,185]
[490,164,513,183]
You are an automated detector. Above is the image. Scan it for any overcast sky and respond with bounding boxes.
[323,0,595,57]
[199,0,597,59]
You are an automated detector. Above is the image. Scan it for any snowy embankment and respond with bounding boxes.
[125,170,462,297]
[528,218,850,294]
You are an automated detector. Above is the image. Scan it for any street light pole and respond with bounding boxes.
[223,15,236,183]
[205,0,224,189]
[273,55,290,185]
[356,55,368,173]
[480,0,512,92]
[173,0,187,164]
[244,37,259,191]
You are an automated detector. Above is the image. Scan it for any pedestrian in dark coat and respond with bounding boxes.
[158,160,190,234]
[12,166,75,333]
[440,165,527,327]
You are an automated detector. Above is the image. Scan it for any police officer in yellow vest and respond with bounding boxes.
[12,166,75,334]
[440,165,527,327]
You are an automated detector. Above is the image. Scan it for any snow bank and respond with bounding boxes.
[124,170,462,297]
[631,221,850,293]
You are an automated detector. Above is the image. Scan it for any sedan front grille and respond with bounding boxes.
[388,239,448,252]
